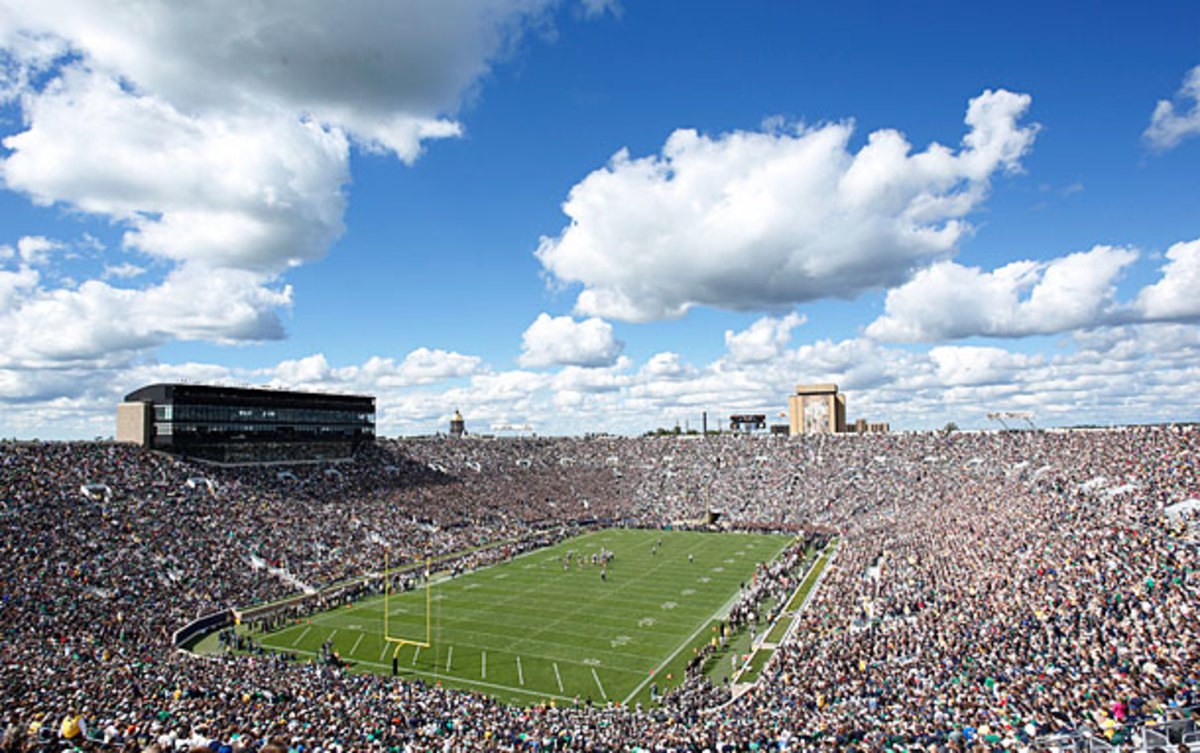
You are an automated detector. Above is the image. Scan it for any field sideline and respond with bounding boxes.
[242,528,793,706]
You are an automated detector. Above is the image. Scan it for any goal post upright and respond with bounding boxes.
[382,549,432,659]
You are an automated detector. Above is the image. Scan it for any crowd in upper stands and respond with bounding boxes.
[0,424,1197,751]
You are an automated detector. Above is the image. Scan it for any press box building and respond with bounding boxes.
[117,383,375,464]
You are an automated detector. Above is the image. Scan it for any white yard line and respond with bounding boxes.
[516,656,524,686]
[446,645,453,672]
[277,646,575,702]
[482,650,487,679]
[327,629,338,644]
[412,645,421,666]
[350,633,364,656]
[292,626,311,646]
[591,667,608,700]
[620,572,753,705]
[379,644,389,662]
[553,662,565,693]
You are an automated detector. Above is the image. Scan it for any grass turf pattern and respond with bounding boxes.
[251,529,792,706]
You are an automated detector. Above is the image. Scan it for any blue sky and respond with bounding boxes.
[0,1,1198,437]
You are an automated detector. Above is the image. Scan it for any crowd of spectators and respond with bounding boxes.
[0,425,1197,751]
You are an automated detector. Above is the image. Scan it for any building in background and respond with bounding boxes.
[450,409,466,438]
[787,384,847,435]
[117,383,374,464]
[729,414,767,432]
[850,418,891,434]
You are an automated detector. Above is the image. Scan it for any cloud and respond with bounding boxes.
[552,357,632,393]
[16,235,64,266]
[101,263,147,280]
[3,67,351,273]
[866,245,1138,341]
[0,1,569,161]
[639,352,695,382]
[579,0,622,18]
[0,358,239,438]
[518,312,624,367]
[0,1,594,375]
[380,348,483,386]
[867,238,1200,342]
[1144,65,1200,151]
[724,312,805,363]
[0,266,292,368]
[269,353,336,387]
[0,265,40,312]
[267,348,483,391]
[8,317,1200,438]
[1135,239,1200,321]
[927,345,1041,387]
[536,89,1037,322]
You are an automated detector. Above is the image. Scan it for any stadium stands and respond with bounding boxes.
[0,427,1197,750]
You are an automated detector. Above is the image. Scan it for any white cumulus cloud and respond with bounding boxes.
[266,348,483,392]
[0,0,584,374]
[0,0,567,161]
[0,266,292,368]
[536,89,1037,322]
[866,245,1138,341]
[3,67,350,273]
[518,312,624,368]
[1144,65,1200,151]
[1135,239,1200,321]
[638,352,695,382]
[724,312,806,363]
[927,345,1042,387]
[16,235,64,266]
[101,263,147,280]
[868,238,1200,342]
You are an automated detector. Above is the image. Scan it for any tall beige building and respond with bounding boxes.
[787,384,846,435]
[116,401,153,446]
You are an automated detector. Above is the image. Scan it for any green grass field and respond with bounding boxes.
[242,528,792,706]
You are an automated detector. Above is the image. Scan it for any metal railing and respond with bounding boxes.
[1035,706,1198,753]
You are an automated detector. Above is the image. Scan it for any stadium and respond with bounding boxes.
[2,409,1198,752]
[2,1,1199,751]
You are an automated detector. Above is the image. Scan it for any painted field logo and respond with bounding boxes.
[610,635,631,648]
[638,617,656,628]
[661,601,677,610]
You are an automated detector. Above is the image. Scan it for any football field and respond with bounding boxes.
[250,528,793,706]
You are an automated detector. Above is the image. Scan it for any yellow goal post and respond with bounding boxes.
[382,550,432,658]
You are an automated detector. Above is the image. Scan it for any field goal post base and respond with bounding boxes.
[384,636,430,659]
